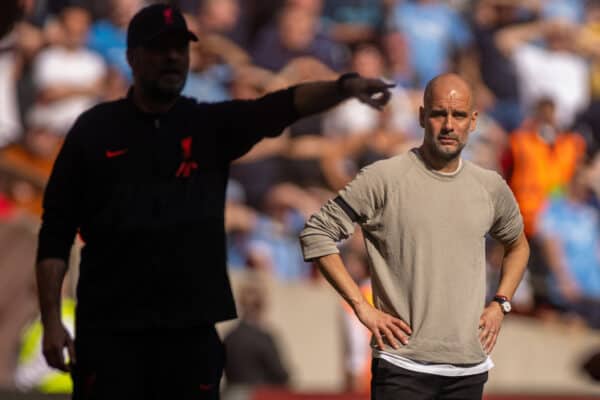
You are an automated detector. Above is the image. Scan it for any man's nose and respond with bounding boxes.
[443,116,454,131]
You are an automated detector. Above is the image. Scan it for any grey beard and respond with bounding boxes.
[433,141,465,161]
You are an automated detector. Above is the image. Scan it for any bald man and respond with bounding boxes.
[300,74,529,399]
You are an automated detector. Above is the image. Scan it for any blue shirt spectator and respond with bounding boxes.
[183,64,231,103]
[542,0,585,23]
[539,196,600,302]
[390,0,472,88]
[228,213,311,281]
[322,0,383,28]
[87,19,130,81]
[250,4,348,72]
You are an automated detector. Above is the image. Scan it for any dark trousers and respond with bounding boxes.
[72,325,225,400]
[371,358,488,400]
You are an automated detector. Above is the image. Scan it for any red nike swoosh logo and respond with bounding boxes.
[199,384,214,391]
[105,149,128,158]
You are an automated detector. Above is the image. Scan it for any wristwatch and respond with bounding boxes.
[493,295,512,314]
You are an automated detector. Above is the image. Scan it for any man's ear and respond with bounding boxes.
[419,106,425,128]
[470,110,479,132]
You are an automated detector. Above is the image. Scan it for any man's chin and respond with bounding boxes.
[153,83,184,100]
[434,144,462,161]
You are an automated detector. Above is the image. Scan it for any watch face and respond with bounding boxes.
[501,301,512,313]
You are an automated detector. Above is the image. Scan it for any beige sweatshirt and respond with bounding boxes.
[300,149,523,364]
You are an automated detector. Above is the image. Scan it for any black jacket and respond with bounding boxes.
[37,88,299,330]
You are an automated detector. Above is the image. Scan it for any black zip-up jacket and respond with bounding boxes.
[37,88,299,331]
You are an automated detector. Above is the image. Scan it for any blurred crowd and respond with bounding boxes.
[1,0,600,395]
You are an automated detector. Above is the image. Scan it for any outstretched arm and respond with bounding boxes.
[293,74,394,117]
[218,73,394,161]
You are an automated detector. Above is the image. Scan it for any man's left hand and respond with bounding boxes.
[341,76,395,110]
[478,302,504,354]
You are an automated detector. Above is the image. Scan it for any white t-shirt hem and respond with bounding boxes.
[373,349,494,377]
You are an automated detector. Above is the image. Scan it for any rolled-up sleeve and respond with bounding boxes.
[300,199,356,261]
[300,163,385,260]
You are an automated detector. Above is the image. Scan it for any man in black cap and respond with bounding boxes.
[35,3,393,399]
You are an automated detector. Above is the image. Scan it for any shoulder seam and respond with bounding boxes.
[465,163,498,225]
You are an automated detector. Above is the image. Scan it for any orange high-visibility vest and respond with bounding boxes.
[509,130,585,236]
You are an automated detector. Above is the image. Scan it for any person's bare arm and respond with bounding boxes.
[329,24,376,44]
[495,20,547,57]
[315,253,411,350]
[201,33,251,67]
[36,257,75,371]
[479,232,529,353]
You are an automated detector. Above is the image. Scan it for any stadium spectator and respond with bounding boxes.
[495,17,589,129]
[0,30,22,148]
[322,43,416,140]
[572,1,600,154]
[223,277,289,388]
[577,0,600,101]
[250,2,348,72]
[0,125,60,217]
[320,44,415,190]
[27,6,106,137]
[321,0,386,46]
[506,97,586,238]
[197,0,241,42]
[0,214,38,388]
[181,14,237,102]
[506,97,586,309]
[582,348,600,381]
[225,180,317,281]
[538,162,600,329]
[87,0,142,82]
[230,57,336,208]
[461,111,507,173]
[381,30,413,88]
[470,0,541,131]
[541,0,585,23]
[388,0,473,88]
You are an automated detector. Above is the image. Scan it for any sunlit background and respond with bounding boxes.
[0,0,599,399]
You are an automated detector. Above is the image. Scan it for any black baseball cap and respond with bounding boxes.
[127,3,198,49]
